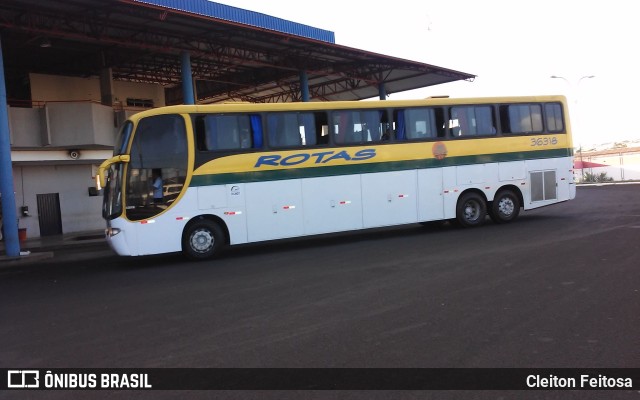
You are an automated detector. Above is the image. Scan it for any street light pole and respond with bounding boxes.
[550,75,595,182]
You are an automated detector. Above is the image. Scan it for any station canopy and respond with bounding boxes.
[0,0,475,104]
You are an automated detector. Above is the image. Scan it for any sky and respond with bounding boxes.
[214,0,639,148]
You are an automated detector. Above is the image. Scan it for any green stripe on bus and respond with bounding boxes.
[190,149,571,187]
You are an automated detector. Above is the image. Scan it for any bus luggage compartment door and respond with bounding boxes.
[245,180,304,242]
[362,170,418,228]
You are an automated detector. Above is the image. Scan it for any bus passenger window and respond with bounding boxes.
[396,107,444,140]
[545,103,564,132]
[197,114,255,151]
[333,110,387,144]
[499,104,543,134]
[267,112,324,147]
[449,106,496,137]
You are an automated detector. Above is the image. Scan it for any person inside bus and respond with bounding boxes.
[151,169,163,205]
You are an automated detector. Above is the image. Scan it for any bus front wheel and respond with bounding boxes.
[182,219,225,260]
[489,189,520,224]
[456,192,487,228]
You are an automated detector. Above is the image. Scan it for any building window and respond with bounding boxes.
[126,98,154,108]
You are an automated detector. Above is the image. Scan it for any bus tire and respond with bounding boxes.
[182,219,225,260]
[489,189,520,224]
[456,192,486,228]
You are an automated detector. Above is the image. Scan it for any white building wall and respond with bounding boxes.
[12,165,104,238]
[579,149,640,181]
[8,107,44,146]
[45,102,117,147]
[622,154,640,180]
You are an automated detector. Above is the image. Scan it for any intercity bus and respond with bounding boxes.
[98,96,575,259]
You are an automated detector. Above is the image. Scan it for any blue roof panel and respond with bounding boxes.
[134,0,335,43]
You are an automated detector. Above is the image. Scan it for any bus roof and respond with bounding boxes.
[127,95,568,121]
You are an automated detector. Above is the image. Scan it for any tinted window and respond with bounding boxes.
[545,103,564,132]
[395,108,446,140]
[449,106,496,137]
[266,112,327,147]
[196,114,254,151]
[333,110,389,144]
[500,104,543,134]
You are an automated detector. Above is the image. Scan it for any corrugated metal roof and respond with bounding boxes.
[133,0,336,43]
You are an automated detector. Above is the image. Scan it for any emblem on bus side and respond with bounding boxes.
[432,142,447,160]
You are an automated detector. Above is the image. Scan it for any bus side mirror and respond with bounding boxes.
[97,155,130,188]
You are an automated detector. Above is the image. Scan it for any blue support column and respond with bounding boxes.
[378,83,387,100]
[181,51,195,105]
[299,70,310,102]
[0,35,20,256]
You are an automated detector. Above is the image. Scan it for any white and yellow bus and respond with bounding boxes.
[98,95,575,259]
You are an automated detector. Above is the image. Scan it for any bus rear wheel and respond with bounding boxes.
[182,219,225,260]
[456,192,487,228]
[489,189,520,224]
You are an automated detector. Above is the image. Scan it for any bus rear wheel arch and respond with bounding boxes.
[182,217,226,260]
[456,191,487,228]
[489,188,521,224]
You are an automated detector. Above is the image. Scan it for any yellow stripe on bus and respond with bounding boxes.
[193,135,571,176]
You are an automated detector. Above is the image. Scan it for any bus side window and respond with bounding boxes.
[449,106,496,137]
[197,114,255,151]
[500,104,543,134]
[334,110,387,144]
[267,112,322,147]
[545,103,564,132]
[401,107,442,140]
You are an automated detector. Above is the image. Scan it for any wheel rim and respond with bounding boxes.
[190,228,214,253]
[498,197,515,217]
[463,200,481,222]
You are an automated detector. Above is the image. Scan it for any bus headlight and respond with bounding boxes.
[105,227,121,237]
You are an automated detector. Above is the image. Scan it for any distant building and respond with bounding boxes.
[574,146,640,182]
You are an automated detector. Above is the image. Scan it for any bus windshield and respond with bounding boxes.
[124,114,189,221]
[102,114,189,221]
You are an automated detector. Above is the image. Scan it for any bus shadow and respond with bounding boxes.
[217,221,459,260]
